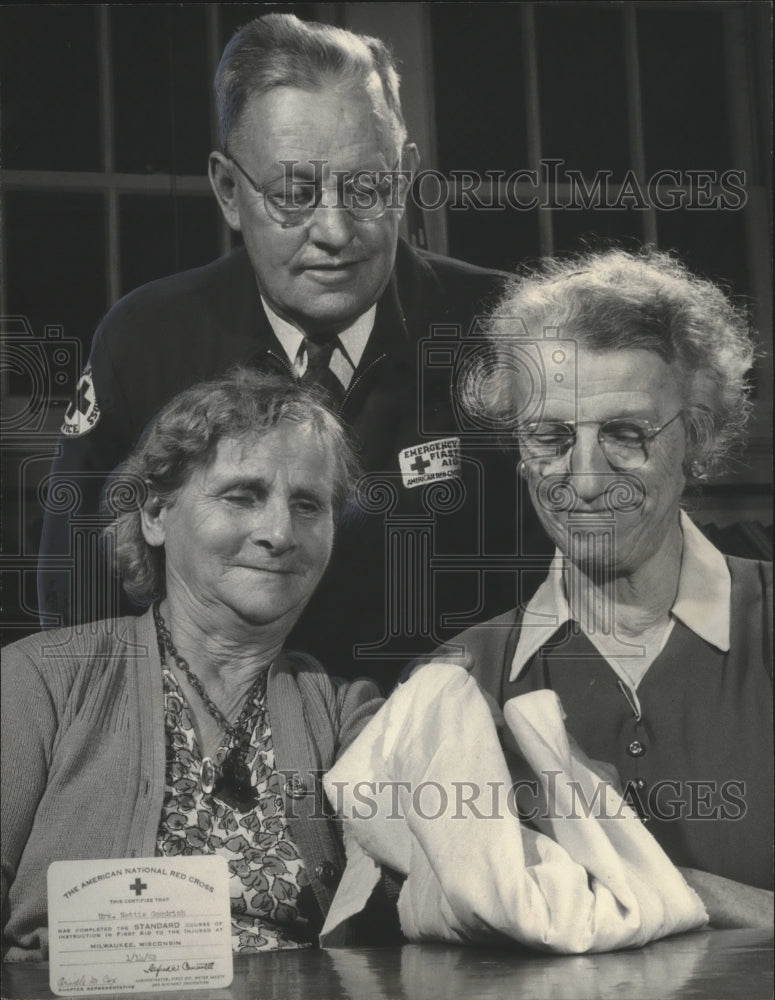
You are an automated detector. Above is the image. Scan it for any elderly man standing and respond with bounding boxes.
[38,13,545,684]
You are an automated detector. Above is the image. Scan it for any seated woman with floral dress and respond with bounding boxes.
[1,370,385,960]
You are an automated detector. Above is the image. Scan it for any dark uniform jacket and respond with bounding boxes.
[39,239,551,686]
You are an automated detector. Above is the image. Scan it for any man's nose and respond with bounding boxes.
[306,199,356,250]
[566,428,612,502]
[250,495,295,552]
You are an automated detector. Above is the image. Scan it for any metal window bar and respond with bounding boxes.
[622,5,658,245]
[723,6,772,399]
[97,5,120,305]
[521,3,553,256]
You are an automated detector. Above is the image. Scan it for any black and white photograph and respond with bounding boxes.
[1,3,772,998]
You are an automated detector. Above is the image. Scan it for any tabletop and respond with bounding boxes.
[2,928,772,1000]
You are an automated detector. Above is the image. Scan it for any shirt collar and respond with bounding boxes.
[509,510,731,682]
[260,296,375,374]
[671,510,731,652]
[510,552,569,682]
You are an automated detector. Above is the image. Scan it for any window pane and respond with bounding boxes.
[112,6,211,175]
[535,5,630,179]
[656,206,750,304]
[119,195,220,295]
[4,192,106,395]
[552,207,649,256]
[638,6,732,173]
[1,6,100,170]
[431,4,529,174]
[445,207,541,273]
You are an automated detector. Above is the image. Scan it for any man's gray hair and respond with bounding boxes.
[215,12,407,154]
[106,368,360,603]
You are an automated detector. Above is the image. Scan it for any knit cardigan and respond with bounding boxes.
[1,609,382,960]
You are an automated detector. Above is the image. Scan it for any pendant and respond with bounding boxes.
[200,757,216,794]
[212,749,260,812]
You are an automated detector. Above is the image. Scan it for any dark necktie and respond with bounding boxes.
[300,337,345,409]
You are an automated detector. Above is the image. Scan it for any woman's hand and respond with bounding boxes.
[678,867,774,928]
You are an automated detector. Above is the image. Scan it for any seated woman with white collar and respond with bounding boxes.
[446,248,772,927]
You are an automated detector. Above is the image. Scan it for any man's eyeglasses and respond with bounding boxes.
[226,154,409,227]
[516,411,684,471]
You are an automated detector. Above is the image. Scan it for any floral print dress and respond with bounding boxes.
[156,667,316,951]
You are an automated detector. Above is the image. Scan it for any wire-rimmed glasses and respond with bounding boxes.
[517,411,684,471]
[226,153,408,227]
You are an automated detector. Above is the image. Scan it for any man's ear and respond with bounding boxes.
[401,142,420,181]
[208,151,242,231]
[140,498,167,548]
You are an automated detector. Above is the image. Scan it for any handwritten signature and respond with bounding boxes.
[143,960,216,978]
[56,974,119,989]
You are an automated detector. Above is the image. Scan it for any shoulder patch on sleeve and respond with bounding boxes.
[61,366,101,437]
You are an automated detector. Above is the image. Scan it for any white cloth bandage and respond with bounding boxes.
[321,663,707,953]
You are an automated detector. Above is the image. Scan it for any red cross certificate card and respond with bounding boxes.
[47,856,233,995]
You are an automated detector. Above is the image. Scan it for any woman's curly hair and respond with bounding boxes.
[461,247,756,481]
[105,368,360,603]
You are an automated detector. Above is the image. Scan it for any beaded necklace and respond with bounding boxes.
[153,601,266,811]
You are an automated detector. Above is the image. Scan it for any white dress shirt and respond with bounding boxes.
[260,296,375,390]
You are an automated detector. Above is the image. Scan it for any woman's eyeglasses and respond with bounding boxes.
[226,153,408,227]
[517,411,684,471]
